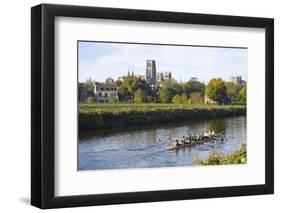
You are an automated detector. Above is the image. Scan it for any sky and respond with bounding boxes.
[78,41,247,83]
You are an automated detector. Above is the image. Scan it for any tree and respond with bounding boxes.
[159,88,175,103]
[172,94,181,104]
[115,80,123,87]
[134,89,146,104]
[172,83,184,94]
[237,85,246,105]
[189,92,203,104]
[117,84,129,98]
[225,82,243,103]
[124,76,145,96]
[84,78,95,92]
[205,78,227,104]
[181,93,189,104]
[116,76,147,101]
[86,96,95,104]
[161,80,183,94]
[184,80,205,96]
[161,79,174,90]
[146,96,156,103]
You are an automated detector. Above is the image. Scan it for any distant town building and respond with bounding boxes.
[230,76,242,84]
[156,71,172,81]
[156,72,164,81]
[146,60,156,83]
[105,77,114,84]
[164,71,172,81]
[204,94,231,105]
[190,77,199,82]
[127,70,136,77]
[93,77,118,102]
[204,95,217,104]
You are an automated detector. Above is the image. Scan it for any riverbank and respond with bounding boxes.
[194,144,247,165]
[79,104,246,131]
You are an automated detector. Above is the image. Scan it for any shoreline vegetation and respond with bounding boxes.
[79,103,246,131]
[194,144,247,165]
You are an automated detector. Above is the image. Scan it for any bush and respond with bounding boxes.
[172,94,181,104]
[181,94,189,104]
[159,88,176,103]
[134,89,146,104]
[86,96,95,104]
[194,144,247,165]
[189,92,203,104]
[237,86,246,105]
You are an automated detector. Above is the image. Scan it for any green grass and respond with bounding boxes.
[79,103,246,131]
[79,103,245,113]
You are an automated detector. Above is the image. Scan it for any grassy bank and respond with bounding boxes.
[79,103,246,131]
[194,144,247,165]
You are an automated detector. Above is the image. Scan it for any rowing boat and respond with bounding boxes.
[169,135,224,150]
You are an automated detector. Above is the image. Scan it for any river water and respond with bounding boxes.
[78,116,246,170]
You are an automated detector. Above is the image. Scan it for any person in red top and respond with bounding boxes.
[201,132,205,139]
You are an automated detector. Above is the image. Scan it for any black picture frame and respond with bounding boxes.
[31,3,274,209]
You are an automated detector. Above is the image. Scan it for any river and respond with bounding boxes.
[78,116,246,170]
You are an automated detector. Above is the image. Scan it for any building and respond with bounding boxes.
[163,71,172,80]
[230,76,242,84]
[156,72,164,81]
[190,77,199,82]
[204,95,217,104]
[93,77,118,102]
[146,60,156,83]
[204,94,231,105]
[105,77,114,84]
[229,76,247,85]
[156,71,172,81]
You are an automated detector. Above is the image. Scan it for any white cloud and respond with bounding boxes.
[79,42,247,83]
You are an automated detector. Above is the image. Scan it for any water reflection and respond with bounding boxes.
[79,116,246,170]
[204,119,226,134]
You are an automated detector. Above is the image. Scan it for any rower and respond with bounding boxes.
[191,134,195,142]
[195,133,200,141]
[201,132,205,139]
[182,136,185,142]
[188,133,192,142]
[204,131,209,138]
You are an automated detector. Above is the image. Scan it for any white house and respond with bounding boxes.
[93,77,118,102]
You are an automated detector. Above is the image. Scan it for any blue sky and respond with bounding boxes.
[78,41,247,83]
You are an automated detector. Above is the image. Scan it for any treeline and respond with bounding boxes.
[114,76,206,104]
[116,76,246,105]
[81,76,247,105]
